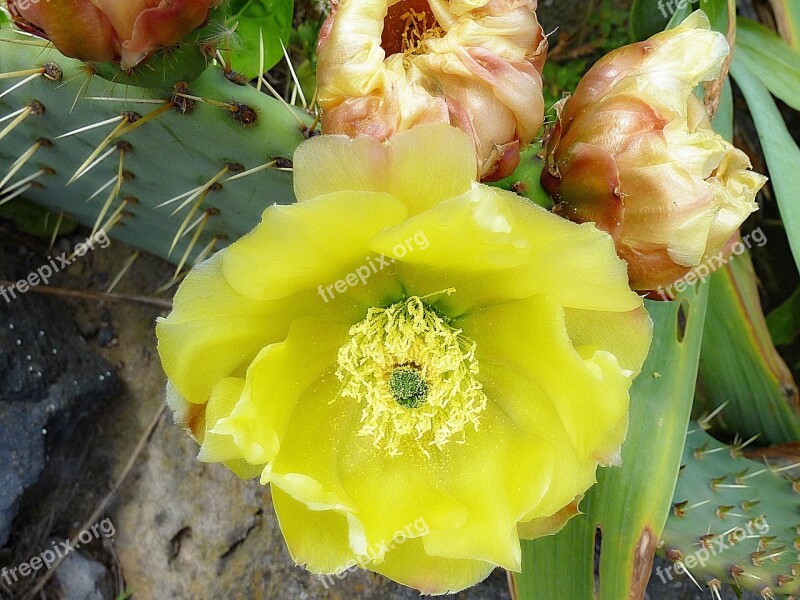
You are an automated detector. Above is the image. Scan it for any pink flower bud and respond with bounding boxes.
[317,0,547,181]
[541,12,767,293]
[8,0,219,69]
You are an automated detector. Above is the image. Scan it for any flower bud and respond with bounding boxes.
[541,12,767,293]
[8,0,219,69]
[317,0,547,181]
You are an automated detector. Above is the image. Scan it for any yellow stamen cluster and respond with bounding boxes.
[335,296,487,457]
[401,9,444,59]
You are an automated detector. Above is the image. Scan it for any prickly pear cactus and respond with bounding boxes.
[0,28,311,272]
[661,421,800,598]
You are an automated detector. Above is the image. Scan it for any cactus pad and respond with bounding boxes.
[0,30,311,273]
[661,421,800,598]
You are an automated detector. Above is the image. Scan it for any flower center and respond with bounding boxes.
[335,296,487,457]
[381,0,444,58]
[389,366,428,408]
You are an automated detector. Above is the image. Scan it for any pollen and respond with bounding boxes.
[400,9,444,59]
[335,296,487,457]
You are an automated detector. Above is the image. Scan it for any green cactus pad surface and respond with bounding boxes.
[661,422,800,598]
[0,31,311,269]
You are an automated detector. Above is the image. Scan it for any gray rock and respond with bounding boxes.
[52,539,114,600]
[0,237,119,547]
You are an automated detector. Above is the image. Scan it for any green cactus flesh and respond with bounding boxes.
[661,422,800,598]
[0,31,311,267]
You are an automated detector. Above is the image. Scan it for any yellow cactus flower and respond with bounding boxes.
[316,0,547,181]
[156,124,652,594]
[8,0,220,69]
[541,12,767,293]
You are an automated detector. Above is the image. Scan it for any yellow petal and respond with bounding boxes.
[272,486,355,574]
[474,361,598,523]
[458,295,635,462]
[416,403,553,571]
[372,537,495,595]
[369,185,530,274]
[269,373,467,547]
[372,187,641,316]
[563,306,653,377]
[213,316,352,466]
[293,124,476,215]
[157,251,298,406]
[271,365,555,571]
[517,497,582,540]
[197,377,247,463]
[223,191,407,304]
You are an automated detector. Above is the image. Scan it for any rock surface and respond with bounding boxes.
[0,236,118,548]
[52,542,115,600]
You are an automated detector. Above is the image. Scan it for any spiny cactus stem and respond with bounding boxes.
[730,438,762,459]
[710,578,724,600]
[673,498,711,518]
[769,462,800,475]
[699,402,731,429]
[0,67,45,80]
[257,74,308,131]
[0,36,49,48]
[115,103,173,137]
[0,180,32,205]
[0,100,40,141]
[170,190,212,253]
[94,197,130,238]
[0,72,39,99]
[224,160,277,182]
[174,91,231,110]
[0,138,45,190]
[279,38,308,110]
[159,165,229,213]
[106,251,140,293]
[0,167,47,202]
[174,211,212,276]
[55,115,126,140]
[69,118,133,184]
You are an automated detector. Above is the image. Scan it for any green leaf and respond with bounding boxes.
[767,286,800,347]
[629,0,674,40]
[699,0,731,35]
[0,199,77,238]
[632,0,729,35]
[667,1,696,29]
[698,251,800,444]
[731,57,800,272]
[512,286,709,599]
[735,18,800,111]
[226,0,294,78]
[770,0,800,50]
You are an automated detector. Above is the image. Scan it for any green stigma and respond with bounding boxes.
[389,366,428,409]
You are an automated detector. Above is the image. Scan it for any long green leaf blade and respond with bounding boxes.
[731,57,800,272]
[735,18,800,111]
[697,251,800,443]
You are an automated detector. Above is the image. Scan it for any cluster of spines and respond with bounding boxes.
[660,415,800,598]
[0,29,314,292]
